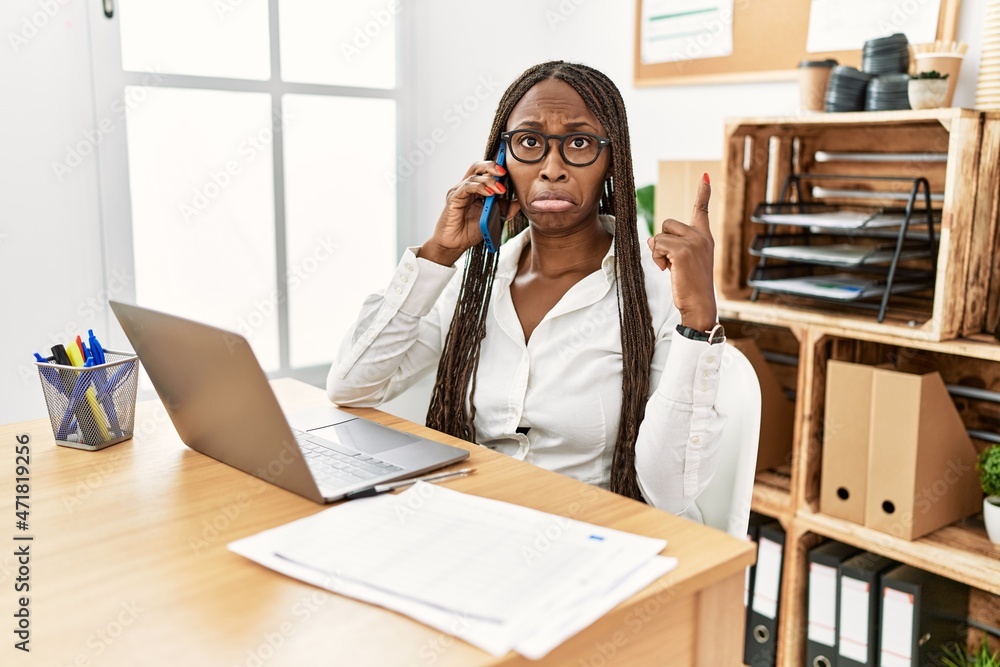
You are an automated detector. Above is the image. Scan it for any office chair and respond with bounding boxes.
[694,344,762,539]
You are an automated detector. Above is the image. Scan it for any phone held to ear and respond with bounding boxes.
[479,142,508,253]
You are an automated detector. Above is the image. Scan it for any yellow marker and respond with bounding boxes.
[65,342,111,442]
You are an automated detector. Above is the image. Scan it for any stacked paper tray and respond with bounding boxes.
[749,234,932,267]
[748,272,931,302]
[751,203,936,231]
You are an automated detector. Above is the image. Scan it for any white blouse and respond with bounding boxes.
[327,217,726,522]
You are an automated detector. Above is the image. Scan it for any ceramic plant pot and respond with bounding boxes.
[908,79,949,110]
[985,496,1000,544]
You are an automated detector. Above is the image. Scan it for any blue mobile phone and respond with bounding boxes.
[479,142,507,253]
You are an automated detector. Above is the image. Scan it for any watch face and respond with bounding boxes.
[708,324,726,344]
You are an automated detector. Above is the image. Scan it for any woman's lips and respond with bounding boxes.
[531,199,575,212]
[531,191,575,212]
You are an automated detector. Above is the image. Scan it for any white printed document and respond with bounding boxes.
[806,0,940,53]
[229,482,678,659]
[640,0,735,64]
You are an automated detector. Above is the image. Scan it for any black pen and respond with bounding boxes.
[343,468,475,500]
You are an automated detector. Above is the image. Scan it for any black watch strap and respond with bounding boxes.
[676,323,726,344]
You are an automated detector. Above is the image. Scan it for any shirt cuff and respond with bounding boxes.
[656,332,724,406]
[387,247,458,317]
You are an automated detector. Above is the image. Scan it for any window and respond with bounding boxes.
[92,0,400,383]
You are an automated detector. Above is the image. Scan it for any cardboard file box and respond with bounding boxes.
[865,366,981,540]
[729,337,795,473]
[820,361,874,524]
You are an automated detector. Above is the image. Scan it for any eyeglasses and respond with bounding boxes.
[501,130,611,167]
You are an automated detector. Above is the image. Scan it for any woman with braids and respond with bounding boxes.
[328,61,726,521]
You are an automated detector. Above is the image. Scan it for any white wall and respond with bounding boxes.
[1,0,105,424]
[0,0,988,424]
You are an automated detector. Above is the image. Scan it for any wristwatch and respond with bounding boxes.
[676,322,726,344]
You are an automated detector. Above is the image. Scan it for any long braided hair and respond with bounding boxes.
[425,61,655,501]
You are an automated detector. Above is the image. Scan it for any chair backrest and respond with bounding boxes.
[695,344,762,538]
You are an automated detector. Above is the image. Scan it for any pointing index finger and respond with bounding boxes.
[691,172,712,234]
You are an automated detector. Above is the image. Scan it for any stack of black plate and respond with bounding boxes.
[866,73,912,110]
[825,66,873,112]
[862,33,910,74]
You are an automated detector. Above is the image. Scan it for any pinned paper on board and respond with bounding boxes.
[640,0,735,64]
[806,0,941,53]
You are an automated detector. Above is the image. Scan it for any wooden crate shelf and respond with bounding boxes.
[796,509,1000,596]
[719,108,1000,342]
[752,478,793,521]
[787,320,1000,363]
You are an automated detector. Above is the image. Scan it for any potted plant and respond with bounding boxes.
[937,638,1000,667]
[908,70,950,110]
[978,444,1000,544]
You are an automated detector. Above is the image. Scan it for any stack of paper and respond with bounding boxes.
[229,482,677,659]
[756,210,906,229]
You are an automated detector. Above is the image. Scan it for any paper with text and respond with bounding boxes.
[229,483,677,658]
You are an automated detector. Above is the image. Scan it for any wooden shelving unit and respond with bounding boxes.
[710,110,1000,667]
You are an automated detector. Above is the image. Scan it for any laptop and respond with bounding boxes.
[109,301,469,503]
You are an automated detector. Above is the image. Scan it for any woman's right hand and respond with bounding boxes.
[418,160,512,266]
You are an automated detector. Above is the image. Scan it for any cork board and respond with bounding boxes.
[634,0,962,86]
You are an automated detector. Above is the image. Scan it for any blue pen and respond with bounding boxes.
[88,329,106,365]
[34,352,77,432]
[100,362,135,397]
[86,331,122,437]
[56,371,96,441]
[51,344,90,441]
[34,353,72,401]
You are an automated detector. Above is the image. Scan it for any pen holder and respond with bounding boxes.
[35,350,139,451]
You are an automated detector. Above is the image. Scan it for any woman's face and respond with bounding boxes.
[504,78,611,233]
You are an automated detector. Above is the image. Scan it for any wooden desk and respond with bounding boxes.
[0,379,754,667]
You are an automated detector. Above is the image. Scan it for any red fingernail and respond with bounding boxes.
[496,182,507,193]
[495,165,506,175]
[702,172,710,185]
[485,187,495,195]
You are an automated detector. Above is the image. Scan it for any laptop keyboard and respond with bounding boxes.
[294,430,403,488]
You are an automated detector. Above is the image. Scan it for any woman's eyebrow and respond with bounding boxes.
[510,120,600,131]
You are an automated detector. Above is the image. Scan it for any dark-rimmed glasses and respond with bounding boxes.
[500,130,611,167]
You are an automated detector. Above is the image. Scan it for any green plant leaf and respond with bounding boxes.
[937,641,972,667]
[912,70,950,80]
[636,184,656,237]
[978,444,1000,497]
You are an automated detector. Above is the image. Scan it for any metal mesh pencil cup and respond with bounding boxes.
[35,350,139,450]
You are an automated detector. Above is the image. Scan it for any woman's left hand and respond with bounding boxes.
[646,174,718,331]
